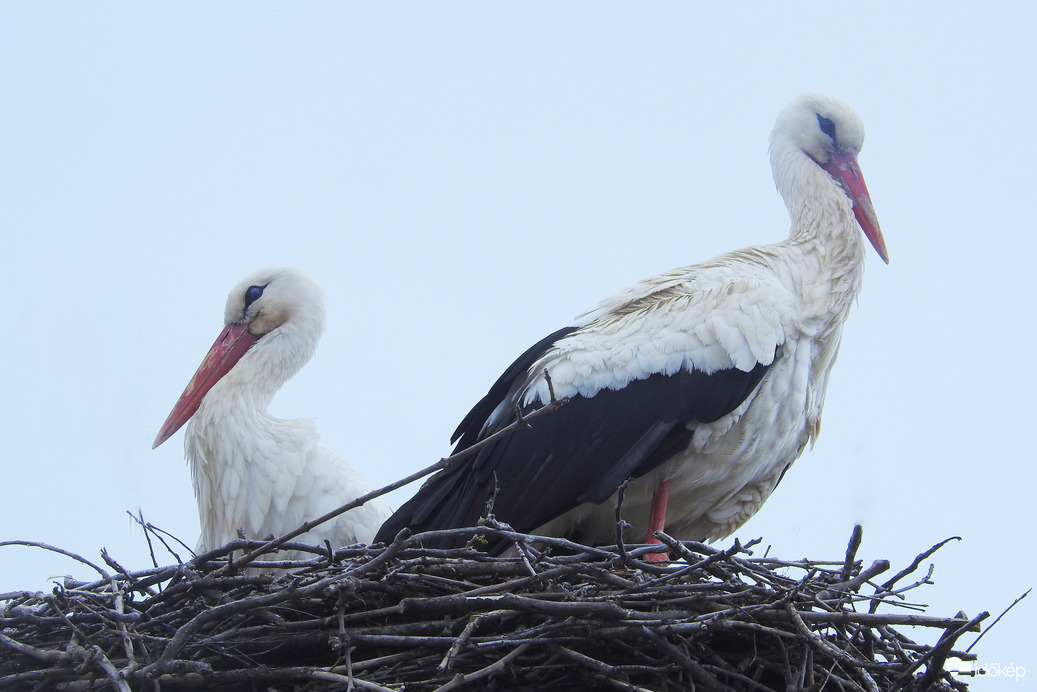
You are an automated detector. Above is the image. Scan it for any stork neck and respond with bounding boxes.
[774,149,866,266]
[767,149,868,327]
[204,321,317,418]
[789,193,861,251]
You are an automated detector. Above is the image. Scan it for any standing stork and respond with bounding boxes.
[154,267,391,558]
[375,93,888,555]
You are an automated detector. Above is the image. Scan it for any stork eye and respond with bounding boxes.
[817,114,836,140]
[244,285,265,308]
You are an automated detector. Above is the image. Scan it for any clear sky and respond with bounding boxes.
[2,4,1033,686]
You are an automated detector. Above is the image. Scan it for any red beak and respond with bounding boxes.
[153,323,259,448]
[823,151,889,264]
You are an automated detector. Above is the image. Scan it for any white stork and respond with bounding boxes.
[154,267,391,558]
[375,93,887,556]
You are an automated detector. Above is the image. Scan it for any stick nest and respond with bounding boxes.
[1,524,982,691]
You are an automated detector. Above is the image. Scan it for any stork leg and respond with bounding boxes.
[643,479,670,563]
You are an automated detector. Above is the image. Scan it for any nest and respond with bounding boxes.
[0,521,985,692]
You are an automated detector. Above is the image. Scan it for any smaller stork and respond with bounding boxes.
[154,267,390,558]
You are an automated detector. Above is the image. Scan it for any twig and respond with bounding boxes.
[127,510,193,566]
[816,559,890,601]
[888,611,989,691]
[613,480,636,569]
[431,643,531,692]
[840,523,864,582]
[0,541,110,582]
[218,395,569,574]
[86,645,132,692]
[438,611,496,672]
[869,535,960,613]
[965,588,1029,654]
[306,670,396,691]
[0,631,69,663]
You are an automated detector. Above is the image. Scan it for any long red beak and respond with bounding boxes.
[823,151,889,264]
[153,323,260,449]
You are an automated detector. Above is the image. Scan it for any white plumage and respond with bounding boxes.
[154,267,390,558]
[376,92,887,554]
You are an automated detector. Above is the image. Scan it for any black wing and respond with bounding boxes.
[374,327,770,549]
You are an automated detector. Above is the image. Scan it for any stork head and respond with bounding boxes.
[770,92,888,264]
[221,266,326,342]
[153,266,326,448]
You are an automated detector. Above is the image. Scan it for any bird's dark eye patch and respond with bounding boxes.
[244,285,266,308]
[817,114,836,140]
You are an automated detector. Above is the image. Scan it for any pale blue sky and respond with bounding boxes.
[2,4,1034,685]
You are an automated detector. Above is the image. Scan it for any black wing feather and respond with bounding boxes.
[374,329,772,549]
[451,326,579,447]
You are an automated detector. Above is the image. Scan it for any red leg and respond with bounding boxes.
[643,479,670,563]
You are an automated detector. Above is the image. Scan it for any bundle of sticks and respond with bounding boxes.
[1,523,983,691]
